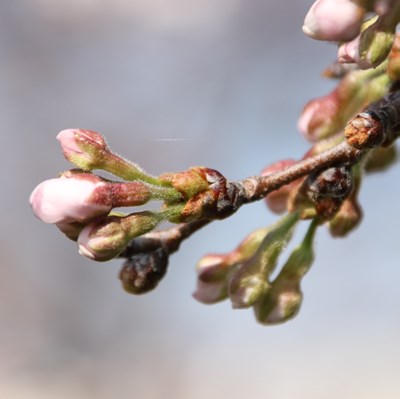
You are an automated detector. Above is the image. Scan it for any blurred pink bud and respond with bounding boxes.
[30,173,112,224]
[297,92,340,141]
[193,254,231,304]
[338,36,361,63]
[261,160,300,214]
[374,0,392,15]
[57,128,109,170]
[303,0,365,42]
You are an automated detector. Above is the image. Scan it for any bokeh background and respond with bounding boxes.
[2,1,400,398]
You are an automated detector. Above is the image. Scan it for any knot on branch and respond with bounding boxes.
[180,168,245,221]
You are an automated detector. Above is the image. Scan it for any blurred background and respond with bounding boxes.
[2,0,400,398]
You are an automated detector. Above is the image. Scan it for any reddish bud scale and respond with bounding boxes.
[345,111,385,149]
[306,166,354,220]
[180,168,244,221]
[307,166,354,200]
[159,167,209,199]
[57,129,110,170]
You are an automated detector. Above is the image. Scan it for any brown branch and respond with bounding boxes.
[121,89,400,258]
[239,141,364,204]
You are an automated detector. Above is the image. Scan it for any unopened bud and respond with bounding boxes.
[193,227,269,304]
[193,255,233,304]
[298,72,367,141]
[30,172,112,224]
[57,129,110,171]
[303,0,365,42]
[228,212,299,308]
[329,196,363,237]
[78,211,159,261]
[254,219,317,325]
[357,14,397,70]
[261,159,301,214]
[119,247,169,294]
[338,35,361,64]
[57,129,166,185]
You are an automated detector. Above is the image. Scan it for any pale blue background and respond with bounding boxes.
[1,1,400,398]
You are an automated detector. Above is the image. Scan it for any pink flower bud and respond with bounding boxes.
[193,254,232,304]
[30,173,112,224]
[338,36,361,64]
[261,160,300,214]
[298,92,341,141]
[57,129,109,170]
[303,0,365,42]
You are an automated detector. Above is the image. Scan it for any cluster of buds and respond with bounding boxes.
[194,213,319,325]
[29,1,400,326]
[30,129,242,267]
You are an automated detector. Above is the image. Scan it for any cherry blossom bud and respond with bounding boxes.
[229,212,299,308]
[254,219,317,325]
[298,72,366,141]
[78,212,159,261]
[329,166,362,237]
[193,227,269,304]
[261,159,300,214]
[303,0,365,42]
[119,248,169,294]
[193,255,233,304]
[338,35,361,64]
[357,15,397,70]
[57,129,110,171]
[57,129,166,185]
[329,196,363,237]
[30,173,112,224]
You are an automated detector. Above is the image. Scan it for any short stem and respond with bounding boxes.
[157,204,186,223]
[103,153,171,186]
